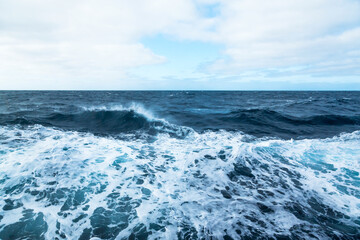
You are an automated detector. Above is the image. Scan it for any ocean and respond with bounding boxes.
[0,91,359,239]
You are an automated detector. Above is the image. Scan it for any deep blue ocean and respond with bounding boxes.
[0,91,360,239]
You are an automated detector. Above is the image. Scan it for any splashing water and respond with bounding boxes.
[1,91,360,239]
[0,124,359,239]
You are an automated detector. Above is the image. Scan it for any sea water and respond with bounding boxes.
[0,91,359,239]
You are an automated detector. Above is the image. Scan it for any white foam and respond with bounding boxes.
[0,126,359,239]
[80,102,157,121]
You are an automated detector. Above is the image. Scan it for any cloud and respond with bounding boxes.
[205,0,360,78]
[0,0,205,88]
[0,0,359,89]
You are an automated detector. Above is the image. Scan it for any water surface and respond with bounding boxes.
[0,91,359,239]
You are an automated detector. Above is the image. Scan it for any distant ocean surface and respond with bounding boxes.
[0,91,359,239]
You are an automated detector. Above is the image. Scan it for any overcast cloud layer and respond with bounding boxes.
[0,0,360,89]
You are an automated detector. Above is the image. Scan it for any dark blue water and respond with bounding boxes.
[2,91,360,139]
[0,91,359,239]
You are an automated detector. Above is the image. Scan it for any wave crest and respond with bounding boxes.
[1,103,193,138]
[228,108,360,126]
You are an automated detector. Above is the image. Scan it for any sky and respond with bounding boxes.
[0,0,360,90]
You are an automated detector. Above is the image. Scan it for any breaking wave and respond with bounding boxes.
[0,104,192,138]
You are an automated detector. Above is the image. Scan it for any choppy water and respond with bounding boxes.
[0,91,359,239]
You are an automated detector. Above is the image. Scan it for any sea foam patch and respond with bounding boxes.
[0,125,359,239]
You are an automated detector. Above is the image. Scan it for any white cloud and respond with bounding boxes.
[0,0,359,89]
[206,0,360,78]
[0,0,204,89]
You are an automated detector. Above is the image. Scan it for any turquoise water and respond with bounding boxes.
[0,91,359,239]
